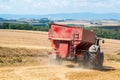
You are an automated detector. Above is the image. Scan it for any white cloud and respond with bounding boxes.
[0,5,11,10]
[0,0,120,14]
[0,0,11,2]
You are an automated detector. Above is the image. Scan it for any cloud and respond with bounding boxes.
[0,0,11,2]
[0,4,11,10]
[0,0,120,14]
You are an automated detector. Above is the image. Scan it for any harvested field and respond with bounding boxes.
[0,29,120,80]
[100,39,120,54]
[0,29,50,48]
[0,61,120,80]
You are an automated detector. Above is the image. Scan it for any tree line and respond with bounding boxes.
[0,23,49,31]
[85,27,120,40]
[0,23,120,40]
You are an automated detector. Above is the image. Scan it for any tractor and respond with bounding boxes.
[48,23,104,69]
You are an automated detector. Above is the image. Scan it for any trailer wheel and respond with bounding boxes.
[48,53,62,65]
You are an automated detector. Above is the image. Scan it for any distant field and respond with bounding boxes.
[55,21,120,27]
[0,29,51,48]
[0,29,120,80]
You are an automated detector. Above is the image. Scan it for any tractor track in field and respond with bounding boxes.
[0,65,92,80]
[0,56,120,80]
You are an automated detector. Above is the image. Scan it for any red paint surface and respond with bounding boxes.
[48,23,95,58]
[58,43,68,58]
[65,29,72,33]
[53,27,61,32]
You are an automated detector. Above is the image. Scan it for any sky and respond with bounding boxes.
[0,0,120,15]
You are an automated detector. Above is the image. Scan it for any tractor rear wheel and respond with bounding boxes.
[89,52,104,69]
[83,52,97,69]
[89,53,97,69]
[83,52,104,69]
[97,52,104,68]
[83,52,90,68]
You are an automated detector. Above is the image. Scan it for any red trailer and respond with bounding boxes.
[48,23,104,69]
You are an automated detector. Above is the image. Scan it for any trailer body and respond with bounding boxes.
[49,23,95,58]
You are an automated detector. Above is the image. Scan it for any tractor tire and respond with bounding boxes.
[48,53,62,65]
[83,52,90,68]
[89,52,104,69]
[89,53,97,69]
[97,52,104,68]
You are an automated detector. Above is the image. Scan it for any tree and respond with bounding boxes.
[2,23,9,29]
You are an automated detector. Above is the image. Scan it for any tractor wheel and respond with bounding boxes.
[89,53,97,69]
[83,52,97,69]
[89,52,104,69]
[83,52,104,69]
[97,52,104,68]
[83,52,90,68]
[48,53,62,65]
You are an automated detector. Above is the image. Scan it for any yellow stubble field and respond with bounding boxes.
[0,29,120,80]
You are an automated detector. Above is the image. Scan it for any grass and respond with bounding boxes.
[0,46,52,66]
[105,54,120,62]
[100,39,120,54]
[117,52,120,55]
[0,29,50,47]
[65,69,120,80]
[0,29,52,66]
[0,29,120,80]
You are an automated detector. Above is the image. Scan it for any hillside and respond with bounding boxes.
[0,29,120,80]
